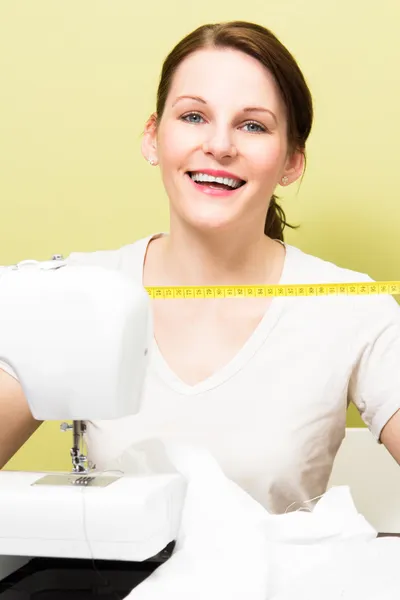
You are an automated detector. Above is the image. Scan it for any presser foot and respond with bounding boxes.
[31,419,122,488]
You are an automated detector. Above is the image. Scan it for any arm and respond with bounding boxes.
[349,291,400,460]
[380,408,400,464]
[0,368,42,469]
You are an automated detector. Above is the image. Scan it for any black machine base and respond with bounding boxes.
[0,542,175,599]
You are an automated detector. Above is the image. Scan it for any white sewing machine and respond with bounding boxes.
[0,256,187,585]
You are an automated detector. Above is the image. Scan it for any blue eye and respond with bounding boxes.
[242,121,266,133]
[180,113,266,132]
[181,112,204,124]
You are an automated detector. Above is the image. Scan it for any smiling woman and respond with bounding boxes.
[2,20,400,516]
[142,22,312,243]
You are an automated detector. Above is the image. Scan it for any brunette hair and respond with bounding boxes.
[155,21,313,241]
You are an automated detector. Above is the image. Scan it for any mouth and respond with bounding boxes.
[186,171,247,195]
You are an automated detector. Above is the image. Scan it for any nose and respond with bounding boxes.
[202,127,238,161]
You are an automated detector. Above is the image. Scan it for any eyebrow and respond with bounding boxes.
[172,95,278,124]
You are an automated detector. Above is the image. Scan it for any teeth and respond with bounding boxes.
[190,172,243,189]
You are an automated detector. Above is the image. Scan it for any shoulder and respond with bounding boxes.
[284,244,373,285]
[284,243,400,326]
[65,233,161,283]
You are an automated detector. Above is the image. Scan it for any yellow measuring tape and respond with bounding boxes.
[146,281,400,299]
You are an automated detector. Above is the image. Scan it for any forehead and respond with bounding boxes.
[167,47,283,113]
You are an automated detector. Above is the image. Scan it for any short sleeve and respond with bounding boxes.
[349,293,400,441]
[0,359,18,380]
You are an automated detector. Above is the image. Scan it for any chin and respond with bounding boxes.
[184,212,238,233]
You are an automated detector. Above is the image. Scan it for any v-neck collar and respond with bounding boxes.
[132,233,293,396]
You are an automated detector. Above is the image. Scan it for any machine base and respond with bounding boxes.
[0,543,175,599]
[0,470,186,563]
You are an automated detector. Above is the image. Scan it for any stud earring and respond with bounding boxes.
[281,176,289,185]
[148,158,155,166]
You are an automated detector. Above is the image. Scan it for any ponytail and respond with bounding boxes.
[264,195,298,242]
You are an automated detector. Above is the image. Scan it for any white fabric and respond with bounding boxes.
[119,441,398,600]
[2,233,400,513]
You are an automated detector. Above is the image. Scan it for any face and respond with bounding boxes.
[142,47,304,234]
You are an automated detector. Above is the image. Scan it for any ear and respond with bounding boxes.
[141,112,159,166]
[279,148,305,187]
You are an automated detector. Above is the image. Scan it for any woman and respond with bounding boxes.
[1,20,400,514]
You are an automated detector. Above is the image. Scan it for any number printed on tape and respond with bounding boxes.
[146,281,400,299]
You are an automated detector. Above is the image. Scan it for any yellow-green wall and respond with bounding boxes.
[1,0,399,471]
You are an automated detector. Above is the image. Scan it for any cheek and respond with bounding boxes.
[245,135,287,178]
[157,121,194,166]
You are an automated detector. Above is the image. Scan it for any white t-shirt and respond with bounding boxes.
[2,234,400,514]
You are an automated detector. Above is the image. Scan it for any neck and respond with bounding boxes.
[158,221,281,286]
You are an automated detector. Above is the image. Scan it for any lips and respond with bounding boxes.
[187,170,247,187]
[185,172,246,197]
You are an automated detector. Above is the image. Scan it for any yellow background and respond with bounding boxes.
[1,0,399,471]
